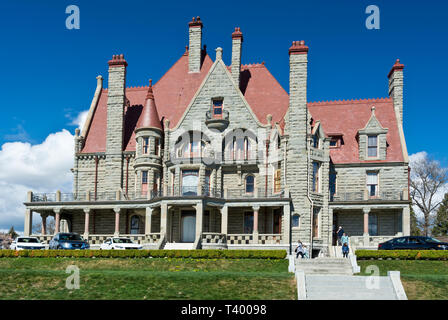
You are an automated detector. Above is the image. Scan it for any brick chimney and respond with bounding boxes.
[231,27,243,86]
[388,59,404,127]
[188,16,203,73]
[106,54,127,190]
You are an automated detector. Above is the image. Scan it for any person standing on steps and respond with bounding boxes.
[342,242,349,258]
[337,226,344,245]
[295,241,305,259]
[303,244,309,259]
[341,232,349,246]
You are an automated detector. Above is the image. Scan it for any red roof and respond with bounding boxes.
[81,54,403,165]
[308,98,404,164]
[135,81,162,131]
[81,55,289,153]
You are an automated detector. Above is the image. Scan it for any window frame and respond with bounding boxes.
[212,99,223,119]
[366,171,379,198]
[312,162,321,193]
[142,137,150,155]
[245,174,255,194]
[367,135,379,158]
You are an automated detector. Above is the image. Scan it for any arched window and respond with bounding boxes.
[245,175,255,194]
[130,215,140,234]
[224,129,256,161]
[292,214,300,228]
[176,132,208,158]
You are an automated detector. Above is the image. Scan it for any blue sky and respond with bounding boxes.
[0,1,447,231]
[0,0,447,162]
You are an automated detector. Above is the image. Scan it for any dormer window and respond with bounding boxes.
[212,99,223,119]
[367,135,378,157]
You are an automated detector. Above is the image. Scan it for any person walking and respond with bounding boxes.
[341,233,349,246]
[303,245,309,259]
[342,242,349,258]
[295,241,305,259]
[336,226,344,245]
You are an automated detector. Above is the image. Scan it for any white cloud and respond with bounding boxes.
[70,110,89,130]
[0,110,88,232]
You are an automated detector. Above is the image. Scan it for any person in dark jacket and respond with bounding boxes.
[295,241,305,259]
[337,226,344,245]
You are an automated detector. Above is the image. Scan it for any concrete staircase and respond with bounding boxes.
[295,256,401,300]
[305,275,398,300]
[162,242,195,250]
[296,257,353,275]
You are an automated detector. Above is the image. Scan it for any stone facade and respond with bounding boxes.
[24,17,411,253]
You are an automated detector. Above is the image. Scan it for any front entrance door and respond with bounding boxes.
[181,211,196,242]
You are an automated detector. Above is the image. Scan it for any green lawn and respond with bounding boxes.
[357,260,448,300]
[0,258,296,300]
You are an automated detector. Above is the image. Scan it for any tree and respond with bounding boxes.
[32,218,55,235]
[432,193,448,236]
[410,153,448,236]
[410,206,422,236]
[7,227,18,239]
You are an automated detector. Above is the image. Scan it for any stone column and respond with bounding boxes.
[363,208,370,247]
[252,206,260,244]
[41,213,47,235]
[328,208,334,245]
[84,209,90,237]
[220,205,228,234]
[160,202,168,236]
[195,202,203,240]
[145,207,153,234]
[54,209,61,234]
[114,208,121,236]
[24,209,33,236]
[402,206,410,236]
[283,203,291,245]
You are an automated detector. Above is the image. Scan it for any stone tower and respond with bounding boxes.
[134,80,163,198]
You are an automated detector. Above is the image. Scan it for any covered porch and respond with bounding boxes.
[25,198,292,249]
[330,204,411,249]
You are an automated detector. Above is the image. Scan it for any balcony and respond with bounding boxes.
[28,186,286,204]
[205,109,229,131]
[330,191,406,202]
[224,188,285,199]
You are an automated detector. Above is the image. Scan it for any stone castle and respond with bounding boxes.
[24,17,411,254]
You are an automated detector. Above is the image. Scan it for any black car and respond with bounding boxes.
[49,232,90,250]
[378,236,448,250]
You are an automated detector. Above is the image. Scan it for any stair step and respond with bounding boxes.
[163,243,195,250]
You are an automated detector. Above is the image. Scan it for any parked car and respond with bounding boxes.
[100,237,143,250]
[10,237,45,250]
[378,236,448,250]
[49,233,90,250]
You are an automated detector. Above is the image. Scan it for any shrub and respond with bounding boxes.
[0,249,286,259]
[355,249,448,260]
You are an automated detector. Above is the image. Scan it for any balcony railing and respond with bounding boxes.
[225,188,285,199]
[331,191,405,202]
[29,186,285,203]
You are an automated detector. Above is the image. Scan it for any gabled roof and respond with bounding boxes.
[81,55,289,153]
[308,98,404,164]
